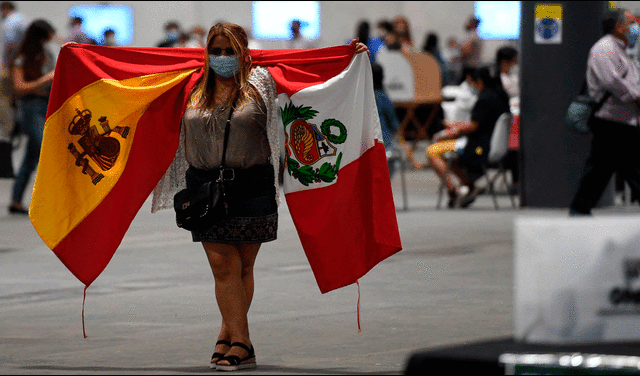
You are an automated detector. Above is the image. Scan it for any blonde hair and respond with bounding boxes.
[190,23,255,110]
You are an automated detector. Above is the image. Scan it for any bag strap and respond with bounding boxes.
[219,100,237,169]
[586,66,629,113]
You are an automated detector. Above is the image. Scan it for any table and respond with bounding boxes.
[394,99,442,169]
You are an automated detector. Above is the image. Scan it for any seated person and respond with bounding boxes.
[372,63,401,178]
[426,67,509,208]
[441,76,479,122]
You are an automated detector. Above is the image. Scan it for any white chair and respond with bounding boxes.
[482,112,517,209]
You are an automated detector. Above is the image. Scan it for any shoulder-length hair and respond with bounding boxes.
[190,23,255,110]
[13,19,55,82]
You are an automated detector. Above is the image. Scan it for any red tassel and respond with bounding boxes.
[82,285,88,338]
[356,280,362,333]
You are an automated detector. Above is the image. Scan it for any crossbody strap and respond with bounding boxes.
[585,66,629,114]
[220,101,236,169]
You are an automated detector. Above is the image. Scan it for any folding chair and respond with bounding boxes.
[478,112,517,209]
[387,146,408,211]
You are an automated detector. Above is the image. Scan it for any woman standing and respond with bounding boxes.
[153,23,369,371]
[8,20,55,214]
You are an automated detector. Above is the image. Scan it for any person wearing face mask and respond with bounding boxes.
[169,22,369,371]
[426,67,509,208]
[496,46,519,101]
[569,8,640,216]
[157,21,181,48]
[7,19,56,214]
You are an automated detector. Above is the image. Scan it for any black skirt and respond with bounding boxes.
[185,164,278,244]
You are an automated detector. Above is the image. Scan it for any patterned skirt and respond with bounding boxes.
[185,164,278,244]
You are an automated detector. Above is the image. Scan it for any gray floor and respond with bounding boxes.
[1,143,639,375]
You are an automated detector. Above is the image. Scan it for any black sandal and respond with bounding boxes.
[216,342,256,372]
[210,340,231,369]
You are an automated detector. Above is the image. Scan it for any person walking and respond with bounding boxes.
[153,22,369,371]
[0,1,26,178]
[457,16,483,84]
[7,19,55,214]
[569,8,640,216]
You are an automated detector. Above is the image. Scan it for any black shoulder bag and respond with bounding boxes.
[565,79,611,135]
[174,103,236,231]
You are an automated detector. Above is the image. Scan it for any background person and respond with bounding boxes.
[392,15,413,52]
[426,67,509,208]
[372,62,400,178]
[157,20,181,47]
[102,28,117,46]
[67,16,94,44]
[569,8,640,216]
[7,19,55,214]
[285,19,315,49]
[457,16,483,84]
[0,1,26,178]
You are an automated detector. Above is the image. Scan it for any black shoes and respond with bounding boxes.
[8,204,28,215]
[215,342,256,371]
[210,340,232,369]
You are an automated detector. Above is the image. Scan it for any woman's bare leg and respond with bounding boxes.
[203,242,261,363]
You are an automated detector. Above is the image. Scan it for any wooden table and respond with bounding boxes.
[394,99,442,169]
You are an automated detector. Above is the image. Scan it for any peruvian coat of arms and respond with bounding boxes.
[281,102,347,186]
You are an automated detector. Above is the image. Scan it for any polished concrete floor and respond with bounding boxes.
[1,143,639,375]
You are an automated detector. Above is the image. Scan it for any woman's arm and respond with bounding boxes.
[433,120,478,142]
[12,65,54,95]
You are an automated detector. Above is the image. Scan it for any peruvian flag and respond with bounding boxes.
[253,46,403,293]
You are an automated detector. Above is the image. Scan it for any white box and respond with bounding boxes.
[514,216,640,344]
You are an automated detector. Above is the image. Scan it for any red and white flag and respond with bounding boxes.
[254,46,403,293]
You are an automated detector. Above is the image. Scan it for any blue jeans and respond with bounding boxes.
[11,96,47,204]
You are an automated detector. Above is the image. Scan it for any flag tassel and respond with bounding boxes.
[82,285,88,338]
[356,279,362,333]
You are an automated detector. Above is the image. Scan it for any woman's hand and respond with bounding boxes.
[349,38,370,58]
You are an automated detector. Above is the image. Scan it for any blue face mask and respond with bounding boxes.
[626,23,639,48]
[208,55,240,78]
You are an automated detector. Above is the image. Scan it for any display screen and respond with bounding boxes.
[252,1,320,40]
[68,4,134,46]
[475,1,521,40]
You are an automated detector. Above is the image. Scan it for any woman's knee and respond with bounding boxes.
[204,243,242,280]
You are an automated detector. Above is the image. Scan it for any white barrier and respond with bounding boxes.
[514,216,640,344]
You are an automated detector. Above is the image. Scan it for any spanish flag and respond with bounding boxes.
[30,45,204,287]
[30,44,401,296]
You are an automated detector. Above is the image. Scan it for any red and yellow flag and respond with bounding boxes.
[30,45,204,286]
